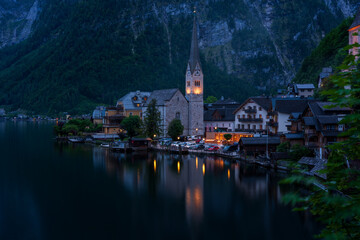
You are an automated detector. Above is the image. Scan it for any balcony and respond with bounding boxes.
[234,129,265,133]
[237,118,263,123]
[245,108,257,114]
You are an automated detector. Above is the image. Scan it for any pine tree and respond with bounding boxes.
[143,99,162,139]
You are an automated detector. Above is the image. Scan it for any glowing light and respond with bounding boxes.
[177,161,181,173]
[154,134,157,138]
[228,169,230,179]
[177,136,180,140]
[153,160,156,172]
[202,163,205,176]
[196,157,198,169]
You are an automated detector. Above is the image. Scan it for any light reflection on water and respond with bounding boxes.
[91,147,309,234]
[0,121,320,240]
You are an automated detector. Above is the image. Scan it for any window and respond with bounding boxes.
[248,124,250,129]
[176,112,180,120]
[238,124,240,129]
[259,114,262,119]
[260,125,263,130]
[242,114,245,118]
[136,104,140,107]
[254,106,257,110]
[242,124,245,129]
[253,125,256,130]
[248,115,251,119]
[266,115,270,119]
[129,112,133,116]
[195,81,201,86]
[187,81,190,87]
[259,107,262,111]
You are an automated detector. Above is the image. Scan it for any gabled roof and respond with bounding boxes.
[349,9,360,30]
[284,133,304,139]
[204,108,236,122]
[146,89,180,106]
[295,84,315,90]
[317,102,352,112]
[318,115,339,124]
[188,16,201,73]
[213,98,239,105]
[234,97,272,114]
[275,99,310,114]
[240,137,280,145]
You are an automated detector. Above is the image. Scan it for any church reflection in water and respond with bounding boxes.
[92,147,286,226]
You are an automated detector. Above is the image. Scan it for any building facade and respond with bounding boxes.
[233,97,272,133]
[349,9,360,56]
[116,90,151,118]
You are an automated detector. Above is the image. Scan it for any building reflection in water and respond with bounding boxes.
[92,147,293,229]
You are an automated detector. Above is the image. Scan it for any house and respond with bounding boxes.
[233,97,272,134]
[143,89,189,137]
[284,101,352,159]
[92,106,106,125]
[103,106,126,134]
[349,9,360,56]
[239,137,281,156]
[116,90,151,118]
[273,98,314,134]
[204,97,240,132]
[288,83,315,98]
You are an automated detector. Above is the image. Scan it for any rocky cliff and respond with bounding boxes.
[0,0,359,114]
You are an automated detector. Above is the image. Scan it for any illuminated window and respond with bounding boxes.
[260,125,263,130]
[195,81,201,86]
[259,114,262,119]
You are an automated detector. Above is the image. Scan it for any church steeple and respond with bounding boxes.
[188,12,201,74]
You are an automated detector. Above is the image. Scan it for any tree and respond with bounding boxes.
[168,119,184,140]
[283,41,360,239]
[143,99,162,139]
[289,144,314,161]
[121,116,141,138]
[276,142,290,152]
[223,134,232,141]
[204,96,218,104]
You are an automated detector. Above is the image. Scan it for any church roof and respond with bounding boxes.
[146,89,180,106]
[188,16,201,73]
[349,9,360,30]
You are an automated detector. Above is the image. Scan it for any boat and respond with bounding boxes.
[68,137,85,143]
[100,143,110,148]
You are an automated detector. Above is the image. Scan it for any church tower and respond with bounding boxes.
[186,12,204,136]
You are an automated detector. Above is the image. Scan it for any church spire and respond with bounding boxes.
[188,9,201,73]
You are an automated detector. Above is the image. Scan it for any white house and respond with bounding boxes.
[233,97,272,133]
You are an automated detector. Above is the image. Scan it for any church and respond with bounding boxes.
[141,15,204,137]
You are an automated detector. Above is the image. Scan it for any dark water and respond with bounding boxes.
[0,120,320,240]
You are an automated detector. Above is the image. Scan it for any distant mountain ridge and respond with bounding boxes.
[0,0,359,114]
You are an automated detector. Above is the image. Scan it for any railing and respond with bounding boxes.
[237,118,263,123]
[305,129,316,134]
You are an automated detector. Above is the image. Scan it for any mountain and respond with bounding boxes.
[0,0,359,114]
[293,17,353,86]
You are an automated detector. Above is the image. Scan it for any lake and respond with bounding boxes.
[0,120,320,239]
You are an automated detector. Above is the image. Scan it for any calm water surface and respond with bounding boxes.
[0,120,320,240]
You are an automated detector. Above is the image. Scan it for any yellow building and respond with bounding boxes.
[103,106,125,134]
